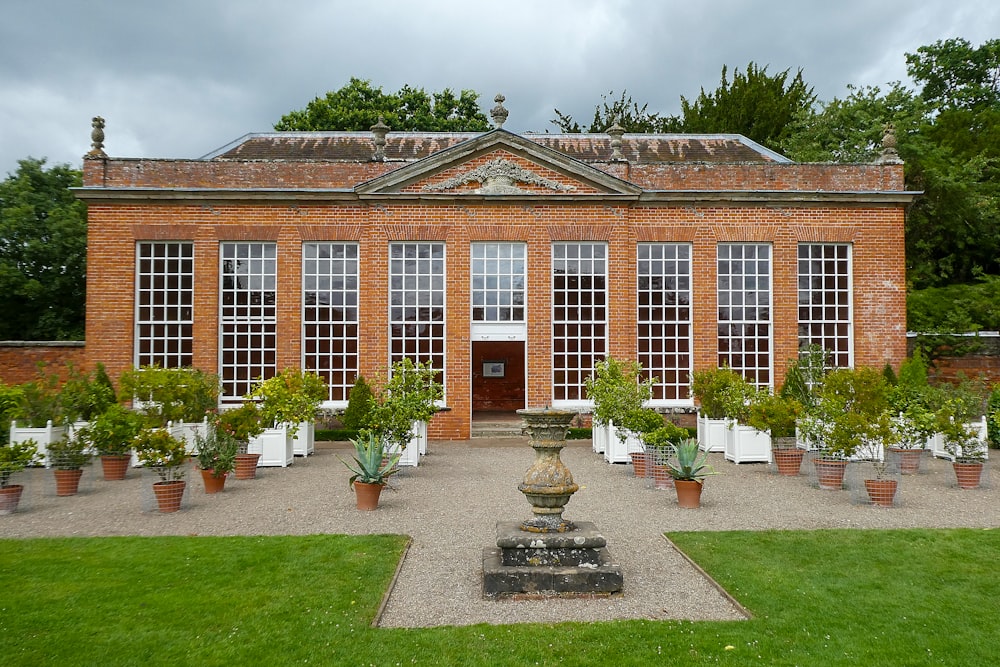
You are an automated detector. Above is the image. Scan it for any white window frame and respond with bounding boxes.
[797,243,854,369]
[638,243,693,405]
[388,242,446,394]
[717,243,773,389]
[135,241,194,369]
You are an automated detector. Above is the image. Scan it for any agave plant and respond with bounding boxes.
[338,432,401,487]
[665,438,718,482]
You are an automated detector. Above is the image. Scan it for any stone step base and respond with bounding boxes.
[482,547,623,598]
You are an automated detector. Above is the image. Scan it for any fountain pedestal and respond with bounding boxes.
[482,408,623,598]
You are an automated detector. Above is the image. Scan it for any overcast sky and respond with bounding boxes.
[2,0,998,177]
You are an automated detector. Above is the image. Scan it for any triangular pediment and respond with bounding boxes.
[355,129,641,197]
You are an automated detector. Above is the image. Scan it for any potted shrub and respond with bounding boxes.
[801,367,890,491]
[214,403,266,479]
[338,431,402,510]
[360,359,443,467]
[46,433,92,496]
[193,429,238,493]
[938,398,988,489]
[584,357,656,463]
[59,363,117,427]
[690,366,743,453]
[134,428,189,513]
[80,403,144,480]
[642,420,689,488]
[664,437,718,508]
[719,377,769,464]
[9,370,67,466]
[885,351,937,474]
[118,366,219,448]
[0,440,39,514]
[248,368,327,457]
[747,392,803,475]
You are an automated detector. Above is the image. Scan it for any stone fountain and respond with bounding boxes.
[482,407,623,598]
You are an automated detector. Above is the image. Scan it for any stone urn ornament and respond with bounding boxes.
[516,407,579,532]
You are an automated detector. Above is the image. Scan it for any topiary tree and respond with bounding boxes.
[341,375,373,431]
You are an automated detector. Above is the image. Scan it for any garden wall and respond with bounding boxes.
[0,341,86,385]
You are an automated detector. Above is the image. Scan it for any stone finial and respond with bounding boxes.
[490,94,509,129]
[877,122,902,164]
[370,115,390,161]
[87,116,106,157]
[607,119,625,160]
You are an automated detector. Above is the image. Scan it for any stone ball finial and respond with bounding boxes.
[877,122,902,164]
[491,94,509,129]
[370,115,390,161]
[87,116,107,157]
[607,118,625,160]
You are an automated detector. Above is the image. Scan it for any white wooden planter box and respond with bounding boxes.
[10,420,69,468]
[169,418,210,454]
[292,421,315,457]
[724,421,772,463]
[386,421,425,467]
[604,420,644,464]
[697,414,727,453]
[592,421,608,454]
[248,424,294,467]
[928,417,989,461]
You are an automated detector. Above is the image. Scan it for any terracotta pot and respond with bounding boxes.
[674,479,703,508]
[0,485,25,515]
[814,458,848,490]
[152,480,186,513]
[100,455,131,481]
[651,463,674,489]
[953,461,984,489]
[200,468,227,494]
[890,447,923,475]
[772,448,805,476]
[54,468,84,496]
[353,481,384,510]
[864,478,898,507]
[630,451,651,478]
[234,453,260,480]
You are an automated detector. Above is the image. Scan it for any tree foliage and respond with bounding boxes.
[0,158,86,340]
[275,78,491,132]
[551,90,680,133]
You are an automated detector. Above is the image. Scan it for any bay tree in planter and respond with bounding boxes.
[46,433,92,496]
[118,365,220,428]
[584,356,657,463]
[248,368,327,456]
[718,375,770,464]
[79,403,144,480]
[748,392,803,475]
[134,428,189,513]
[0,440,39,514]
[690,366,743,453]
[360,359,442,466]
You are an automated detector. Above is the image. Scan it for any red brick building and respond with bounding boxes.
[77,110,915,439]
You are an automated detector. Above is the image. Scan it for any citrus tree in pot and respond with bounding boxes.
[747,392,803,475]
[134,428,189,513]
[690,365,743,453]
[248,368,327,457]
[338,431,402,510]
[0,440,39,514]
[360,359,442,467]
[585,356,657,463]
[193,428,238,494]
[46,433,92,496]
[213,403,265,479]
[118,365,220,428]
[80,403,144,480]
[938,397,988,489]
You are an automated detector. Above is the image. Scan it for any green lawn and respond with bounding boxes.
[1,529,996,665]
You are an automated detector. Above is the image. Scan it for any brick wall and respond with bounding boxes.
[0,342,86,385]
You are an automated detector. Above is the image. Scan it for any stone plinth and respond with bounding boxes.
[483,521,623,598]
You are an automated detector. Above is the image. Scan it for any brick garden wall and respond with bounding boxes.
[0,342,86,385]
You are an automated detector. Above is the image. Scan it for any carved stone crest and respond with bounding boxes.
[422,158,575,194]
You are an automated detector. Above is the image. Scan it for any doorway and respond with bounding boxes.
[472,341,525,418]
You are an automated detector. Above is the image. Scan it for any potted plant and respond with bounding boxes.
[248,368,328,457]
[747,392,803,475]
[338,431,402,510]
[885,351,937,474]
[0,440,39,514]
[9,369,67,466]
[800,367,890,491]
[584,356,657,463]
[59,363,117,427]
[641,420,689,488]
[214,403,266,479]
[690,366,743,453]
[718,377,770,464]
[193,428,238,493]
[134,428,189,512]
[118,366,219,450]
[938,397,988,489]
[80,403,144,480]
[618,407,665,478]
[46,433,92,496]
[664,437,718,508]
[360,359,443,467]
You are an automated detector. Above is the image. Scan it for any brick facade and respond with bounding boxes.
[77,128,914,438]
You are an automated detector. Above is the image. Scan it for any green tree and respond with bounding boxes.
[905,37,1000,112]
[551,90,680,133]
[274,78,491,132]
[677,63,817,147]
[0,158,86,340]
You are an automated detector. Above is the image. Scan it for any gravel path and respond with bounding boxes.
[2,440,996,627]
